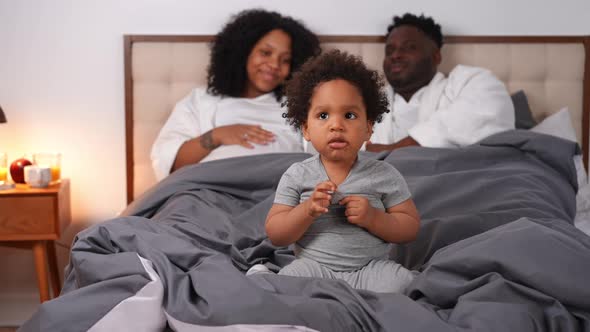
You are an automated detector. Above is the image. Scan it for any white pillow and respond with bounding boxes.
[530,107,577,142]
[530,107,586,187]
[531,107,590,235]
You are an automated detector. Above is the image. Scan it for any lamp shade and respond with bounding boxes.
[0,105,6,123]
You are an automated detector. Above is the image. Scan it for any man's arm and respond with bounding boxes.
[408,66,515,148]
[365,136,420,152]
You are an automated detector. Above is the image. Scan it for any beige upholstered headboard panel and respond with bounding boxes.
[125,35,590,203]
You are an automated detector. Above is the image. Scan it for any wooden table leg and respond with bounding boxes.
[47,240,61,297]
[32,240,50,303]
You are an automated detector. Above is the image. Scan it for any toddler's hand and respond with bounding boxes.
[306,181,337,218]
[339,196,375,228]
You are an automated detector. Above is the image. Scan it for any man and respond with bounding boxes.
[367,13,514,152]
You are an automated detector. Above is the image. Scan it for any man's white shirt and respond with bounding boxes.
[371,65,515,148]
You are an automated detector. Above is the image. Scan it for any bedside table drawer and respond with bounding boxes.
[0,196,56,235]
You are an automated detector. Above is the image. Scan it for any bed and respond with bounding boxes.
[123,35,590,202]
[19,35,590,332]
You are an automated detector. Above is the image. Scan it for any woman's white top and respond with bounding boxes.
[151,87,304,181]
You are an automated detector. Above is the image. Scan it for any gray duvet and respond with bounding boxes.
[20,130,590,331]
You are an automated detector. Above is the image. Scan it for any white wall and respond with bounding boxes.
[0,0,589,326]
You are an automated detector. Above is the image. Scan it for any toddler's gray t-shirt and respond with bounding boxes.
[274,154,411,271]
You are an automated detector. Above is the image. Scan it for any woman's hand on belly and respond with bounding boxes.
[213,124,275,148]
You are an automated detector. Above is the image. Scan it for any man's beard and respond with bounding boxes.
[387,56,435,93]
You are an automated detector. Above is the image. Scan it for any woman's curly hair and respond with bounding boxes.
[206,9,320,100]
[284,50,389,130]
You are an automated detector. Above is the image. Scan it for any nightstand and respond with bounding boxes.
[0,179,70,302]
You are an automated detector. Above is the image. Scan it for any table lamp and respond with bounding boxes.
[0,105,6,123]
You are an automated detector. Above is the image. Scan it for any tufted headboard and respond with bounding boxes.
[125,35,590,203]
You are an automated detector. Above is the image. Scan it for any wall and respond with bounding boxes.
[0,0,589,326]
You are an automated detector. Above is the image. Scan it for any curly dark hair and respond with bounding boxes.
[284,50,389,130]
[206,9,320,100]
[386,13,443,49]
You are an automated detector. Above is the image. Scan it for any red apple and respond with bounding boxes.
[10,158,32,183]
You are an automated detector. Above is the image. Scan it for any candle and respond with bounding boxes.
[0,167,7,182]
[33,152,61,182]
[0,152,7,182]
[50,165,61,182]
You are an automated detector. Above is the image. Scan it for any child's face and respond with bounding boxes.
[303,79,373,163]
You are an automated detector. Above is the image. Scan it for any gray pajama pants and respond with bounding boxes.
[278,257,416,293]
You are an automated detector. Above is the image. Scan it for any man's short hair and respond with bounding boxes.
[386,13,443,49]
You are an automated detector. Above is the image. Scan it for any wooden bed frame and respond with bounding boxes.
[124,35,590,203]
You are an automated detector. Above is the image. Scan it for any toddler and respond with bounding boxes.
[250,50,420,293]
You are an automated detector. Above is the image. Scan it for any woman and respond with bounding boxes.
[151,9,320,180]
